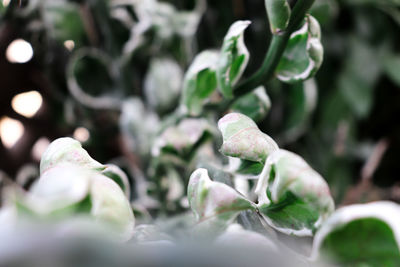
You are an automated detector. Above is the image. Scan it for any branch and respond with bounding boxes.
[233,0,316,99]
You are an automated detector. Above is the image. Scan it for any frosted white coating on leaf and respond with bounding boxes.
[188,168,254,223]
[311,201,400,260]
[186,50,220,76]
[30,163,135,240]
[91,172,135,240]
[152,118,213,156]
[224,20,251,39]
[30,164,91,213]
[218,113,278,162]
[255,149,334,236]
[40,137,104,174]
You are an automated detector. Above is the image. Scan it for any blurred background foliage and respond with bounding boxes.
[0,0,400,213]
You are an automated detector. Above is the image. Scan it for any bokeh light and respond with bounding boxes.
[31,137,50,161]
[11,90,43,118]
[73,127,90,143]
[0,117,24,149]
[6,39,33,63]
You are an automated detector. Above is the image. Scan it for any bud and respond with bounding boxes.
[255,149,334,236]
[40,137,104,175]
[218,113,278,163]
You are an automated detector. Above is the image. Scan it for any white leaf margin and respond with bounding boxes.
[310,201,400,260]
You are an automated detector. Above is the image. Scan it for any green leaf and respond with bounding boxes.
[231,86,271,123]
[181,50,219,116]
[234,159,264,176]
[310,0,339,26]
[218,113,279,163]
[217,20,251,99]
[28,163,135,240]
[255,149,334,236]
[276,15,323,83]
[311,202,400,266]
[383,54,400,87]
[144,58,183,113]
[188,168,255,230]
[30,163,91,214]
[265,0,291,34]
[40,137,105,175]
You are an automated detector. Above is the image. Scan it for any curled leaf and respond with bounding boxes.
[255,149,334,236]
[40,137,104,175]
[265,0,291,34]
[218,113,278,163]
[217,20,251,99]
[276,15,323,83]
[31,164,135,240]
[180,50,219,116]
[188,168,255,228]
[311,201,400,265]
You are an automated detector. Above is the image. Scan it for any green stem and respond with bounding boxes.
[232,0,316,98]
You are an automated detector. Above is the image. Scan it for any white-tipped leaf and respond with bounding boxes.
[40,137,104,174]
[311,201,400,265]
[217,20,251,99]
[218,113,278,163]
[276,15,323,83]
[181,50,220,116]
